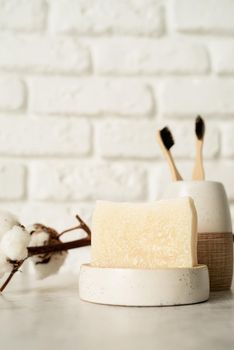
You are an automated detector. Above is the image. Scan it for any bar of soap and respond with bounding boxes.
[91,198,197,268]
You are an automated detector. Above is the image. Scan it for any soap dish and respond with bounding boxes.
[79,264,209,307]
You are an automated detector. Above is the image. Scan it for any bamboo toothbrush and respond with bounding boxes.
[156,127,183,181]
[192,116,205,180]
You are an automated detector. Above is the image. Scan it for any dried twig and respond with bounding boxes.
[0,260,25,292]
[28,237,91,256]
[58,214,91,238]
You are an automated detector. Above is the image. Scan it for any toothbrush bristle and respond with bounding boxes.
[160,127,174,150]
[195,116,205,140]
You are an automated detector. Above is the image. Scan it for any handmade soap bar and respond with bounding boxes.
[91,198,197,268]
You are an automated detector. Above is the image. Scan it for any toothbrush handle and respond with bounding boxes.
[166,151,183,181]
[192,140,205,180]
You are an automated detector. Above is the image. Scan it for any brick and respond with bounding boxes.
[0,116,90,156]
[0,163,25,199]
[0,0,46,31]
[172,0,234,35]
[92,38,209,74]
[221,123,234,157]
[0,35,90,73]
[160,78,234,118]
[29,77,153,116]
[0,77,25,111]
[96,120,159,158]
[49,0,163,36]
[28,161,146,201]
[210,41,234,74]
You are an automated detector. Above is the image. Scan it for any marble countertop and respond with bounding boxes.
[0,273,233,350]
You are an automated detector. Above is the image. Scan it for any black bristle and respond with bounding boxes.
[195,116,205,140]
[160,127,174,150]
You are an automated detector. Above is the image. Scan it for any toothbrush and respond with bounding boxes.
[156,127,183,181]
[192,116,205,180]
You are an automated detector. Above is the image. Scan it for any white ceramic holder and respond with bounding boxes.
[79,264,209,307]
[162,181,233,291]
[162,181,232,233]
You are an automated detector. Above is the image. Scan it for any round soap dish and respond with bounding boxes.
[79,264,209,307]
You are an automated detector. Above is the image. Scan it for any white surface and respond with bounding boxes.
[79,264,209,306]
[163,181,232,233]
[0,273,233,350]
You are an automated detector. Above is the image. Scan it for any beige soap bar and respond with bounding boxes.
[91,198,197,268]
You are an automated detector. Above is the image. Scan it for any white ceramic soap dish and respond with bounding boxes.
[79,264,209,307]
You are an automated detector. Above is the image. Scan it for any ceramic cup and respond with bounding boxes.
[163,181,233,291]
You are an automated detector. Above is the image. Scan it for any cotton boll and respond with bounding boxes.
[31,251,67,280]
[0,226,30,261]
[29,230,49,247]
[28,223,68,279]
[0,210,19,239]
[27,223,58,246]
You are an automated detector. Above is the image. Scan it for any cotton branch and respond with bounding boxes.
[28,214,91,256]
[58,214,91,239]
[28,237,91,256]
[0,214,91,293]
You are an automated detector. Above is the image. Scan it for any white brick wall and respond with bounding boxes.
[0,34,90,73]
[171,0,234,35]
[49,0,164,35]
[0,77,25,111]
[0,0,46,31]
[92,38,209,74]
[0,0,234,270]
